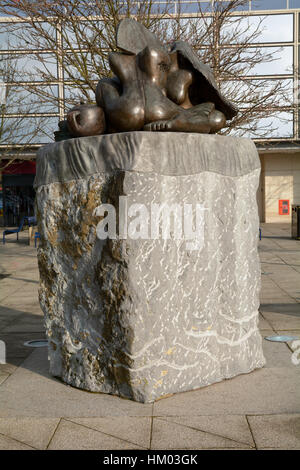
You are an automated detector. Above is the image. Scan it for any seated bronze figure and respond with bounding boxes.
[63,18,237,139]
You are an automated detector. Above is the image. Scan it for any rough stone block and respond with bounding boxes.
[35,132,265,403]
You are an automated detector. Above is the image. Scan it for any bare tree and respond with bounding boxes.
[0,0,295,140]
[0,51,51,170]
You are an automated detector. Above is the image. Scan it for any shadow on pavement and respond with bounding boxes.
[260,303,300,316]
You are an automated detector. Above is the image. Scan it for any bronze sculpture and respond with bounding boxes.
[59,18,237,140]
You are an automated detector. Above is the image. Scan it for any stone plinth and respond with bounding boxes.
[34,132,265,403]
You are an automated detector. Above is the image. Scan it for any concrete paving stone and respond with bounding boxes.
[259,254,285,262]
[69,417,151,449]
[260,330,296,368]
[0,363,17,376]
[1,315,45,333]
[275,330,300,364]
[0,304,42,319]
[247,414,300,450]
[259,281,281,288]
[153,367,300,417]
[151,417,253,450]
[259,294,295,302]
[0,305,25,321]
[273,289,300,299]
[277,257,300,267]
[0,418,59,450]
[261,311,300,330]
[0,433,36,450]
[260,303,300,313]
[275,329,300,341]
[48,418,144,450]
[260,286,290,294]
[0,348,153,418]
[1,297,40,309]
[260,298,295,305]
[0,372,9,385]
[260,296,293,304]
[0,317,21,332]
[269,279,300,288]
[258,314,273,330]
[0,279,34,292]
[0,332,47,368]
[3,292,40,305]
[154,415,255,448]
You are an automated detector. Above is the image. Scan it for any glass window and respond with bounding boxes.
[231,1,250,11]
[0,22,56,50]
[149,2,176,14]
[210,0,249,11]
[0,8,27,18]
[220,78,293,108]
[0,54,58,82]
[221,14,293,44]
[64,84,96,110]
[198,2,213,12]
[3,85,58,114]
[63,53,107,81]
[290,0,300,8]
[154,18,180,44]
[241,46,293,75]
[1,116,57,144]
[252,0,287,10]
[177,2,203,13]
[229,111,293,138]
[62,21,109,50]
[179,17,212,45]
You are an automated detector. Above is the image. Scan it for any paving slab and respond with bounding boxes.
[0,363,17,376]
[0,348,153,418]
[0,300,42,315]
[153,367,300,416]
[69,417,151,449]
[0,433,35,450]
[0,418,59,450]
[258,314,273,330]
[260,297,296,304]
[247,414,300,449]
[275,329,300,341]
[260,310,300,330]
[47,419,144,450]
[0,332,47,368]
[1,314,45,333]
[0,372,9,385]
[152,415,255,449]
[260,330,296,368]
[151,416,253,450]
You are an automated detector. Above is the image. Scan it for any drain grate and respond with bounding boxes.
[24,340,48,348]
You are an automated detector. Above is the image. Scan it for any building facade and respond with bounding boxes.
[0,0,299,224]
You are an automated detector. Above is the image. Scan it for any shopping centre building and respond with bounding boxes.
[0,0,299,225]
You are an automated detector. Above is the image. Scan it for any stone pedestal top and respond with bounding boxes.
[34,132,260,188]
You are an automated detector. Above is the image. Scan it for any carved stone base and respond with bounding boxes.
[35,132,265,403]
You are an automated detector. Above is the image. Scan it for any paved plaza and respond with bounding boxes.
[0,223,299,450]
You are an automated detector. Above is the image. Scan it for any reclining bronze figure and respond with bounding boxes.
[58,18,237,140]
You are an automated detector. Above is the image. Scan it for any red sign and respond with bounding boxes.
[279,199,290,215]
